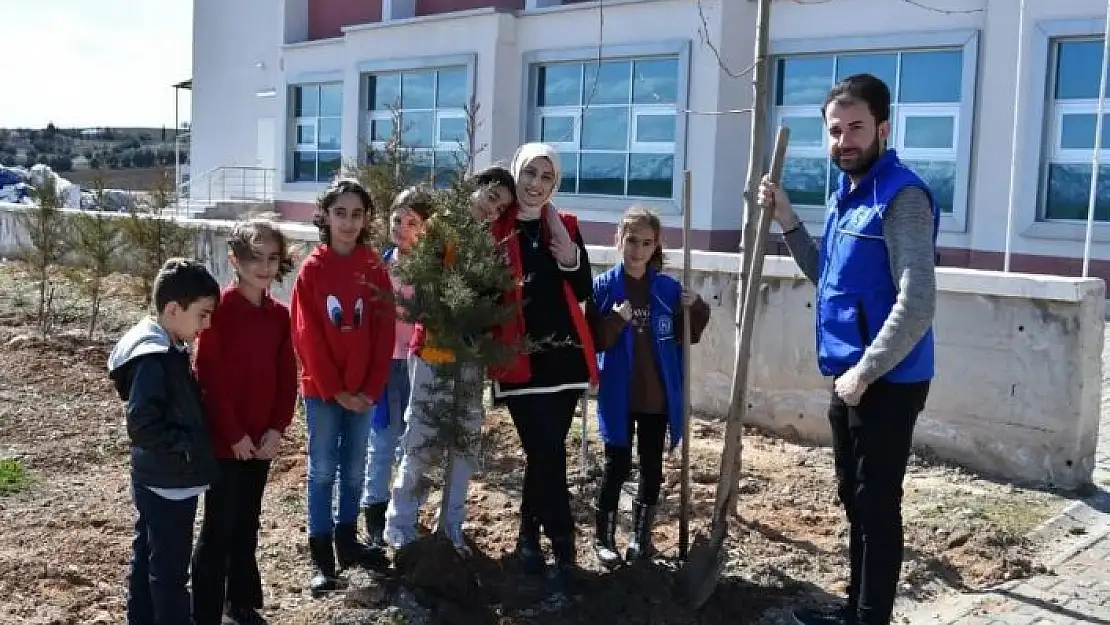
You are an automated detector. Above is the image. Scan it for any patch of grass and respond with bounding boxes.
[0,458,30,496]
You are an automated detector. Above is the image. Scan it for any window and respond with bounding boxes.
[1042,38,1110,222]
[290,83,342,183]
[526,56,680,199]
[364,66,469,187]
[772,49,964,214]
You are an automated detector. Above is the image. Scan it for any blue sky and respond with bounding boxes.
[0,0,193,129]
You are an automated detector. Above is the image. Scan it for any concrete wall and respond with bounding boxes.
[0,202,1103,489]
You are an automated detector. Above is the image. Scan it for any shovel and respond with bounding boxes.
[681,125,790,608]
[678,169,693,561]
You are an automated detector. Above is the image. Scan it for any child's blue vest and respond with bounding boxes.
[816,148,939,382]
[371,246,399,430]
[593,263,685,451]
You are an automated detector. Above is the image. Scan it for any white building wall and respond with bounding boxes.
[191,0,285,197]
[971,0,1110,261]
[190,0,1110,267]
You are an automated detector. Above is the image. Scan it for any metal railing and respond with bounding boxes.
[178,166,276,203]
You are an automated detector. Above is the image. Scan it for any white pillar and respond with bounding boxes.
[1002,0,1026,273]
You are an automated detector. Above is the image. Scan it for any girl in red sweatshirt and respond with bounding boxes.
[190,218,298,625]
[289,178,395,596]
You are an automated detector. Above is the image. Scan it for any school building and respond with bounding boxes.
[189,0,1110,281]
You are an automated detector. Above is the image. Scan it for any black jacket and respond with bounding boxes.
[108,318,217,489]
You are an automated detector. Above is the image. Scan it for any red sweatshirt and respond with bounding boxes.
[193,286,298,459]
[289,243,395,403]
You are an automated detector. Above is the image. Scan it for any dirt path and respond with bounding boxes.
[0,262,1070,624]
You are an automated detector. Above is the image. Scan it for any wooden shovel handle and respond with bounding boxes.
[709,126,791,532]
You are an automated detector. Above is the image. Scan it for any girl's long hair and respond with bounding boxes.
[313,178,374,246]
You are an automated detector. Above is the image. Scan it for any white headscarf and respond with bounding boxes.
[510,142,562,219]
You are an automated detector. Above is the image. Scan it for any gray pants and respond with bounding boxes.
[383,355,484,548]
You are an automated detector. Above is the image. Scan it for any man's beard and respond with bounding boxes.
[831,136,883,177]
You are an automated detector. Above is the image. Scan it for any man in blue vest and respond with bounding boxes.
[758,74,938,625]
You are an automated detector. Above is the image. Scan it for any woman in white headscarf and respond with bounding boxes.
[487,143,598,591]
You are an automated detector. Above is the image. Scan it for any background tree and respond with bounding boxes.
[69,175,122,337]
[355,106,417,246]
[119,169,196,295]
[18,174,70,335]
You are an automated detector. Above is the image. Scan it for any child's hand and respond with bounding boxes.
[681,289,698,308]
[356,393,374,413]
[256,429,282,460]
[549,237,578,267]
[231,435,257,461]
[613,300,634,322]
[335,392,362,412]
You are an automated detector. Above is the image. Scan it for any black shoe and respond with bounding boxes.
[334,523,388,569]
[308,535,340,597]
[625,500,657,562]
[225,605,268,625]
[362,502,388,546]
[515,514,544,574]
[792,604,856,625]
[549,535,576,595]
[593,509,622,569]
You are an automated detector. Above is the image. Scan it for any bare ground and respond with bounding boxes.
[0,260,1067,624]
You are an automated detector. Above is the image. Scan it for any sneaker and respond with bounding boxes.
[792,604,855,625]
[225,605,269,625]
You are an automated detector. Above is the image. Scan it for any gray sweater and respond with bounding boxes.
[783,186,937,384]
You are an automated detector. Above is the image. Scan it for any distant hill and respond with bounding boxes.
[0,124,189,191]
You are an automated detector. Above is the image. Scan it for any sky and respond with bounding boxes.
[0,0,193,129]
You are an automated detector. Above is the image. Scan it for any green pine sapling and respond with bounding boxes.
[68,176,122,337]
[18,173,69,335]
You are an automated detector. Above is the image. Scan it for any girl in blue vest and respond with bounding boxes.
[587,206,710,568]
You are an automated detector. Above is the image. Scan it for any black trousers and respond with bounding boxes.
[190,459,271,625]
[597,412,667,511]
[505,390,581,541]
[127,482,198,625]
[828,378,929,625]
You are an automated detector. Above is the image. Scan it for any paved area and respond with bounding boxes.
[897,328,1110,624]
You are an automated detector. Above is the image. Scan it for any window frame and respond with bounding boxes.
[1021,18,1110,242]
[359,54,478,188]
[767,29,979,234]
[287,79,345,184]
[520,40,691,216]
[1040,36,1110,225]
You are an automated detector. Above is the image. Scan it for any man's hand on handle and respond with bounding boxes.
[757,174,801,232]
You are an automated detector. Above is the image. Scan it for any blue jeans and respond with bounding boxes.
[362,358,410,507]
[127,483,199,625]
[304,397,373,537]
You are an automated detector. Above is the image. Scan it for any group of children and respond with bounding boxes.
[109,143,710,625]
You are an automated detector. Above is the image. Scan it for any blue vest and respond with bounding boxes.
[815,149,938,383]
[593,264,685,450]
[371,245,399,431]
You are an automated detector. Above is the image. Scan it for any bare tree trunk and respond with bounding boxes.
[88,285,101,339]
[726,0,774,522]
[436,368,466,536]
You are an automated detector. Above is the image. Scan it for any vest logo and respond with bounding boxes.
[655,315,673,338]
[846,205,875,230]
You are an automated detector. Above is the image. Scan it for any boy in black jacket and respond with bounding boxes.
[108,258,221,625]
